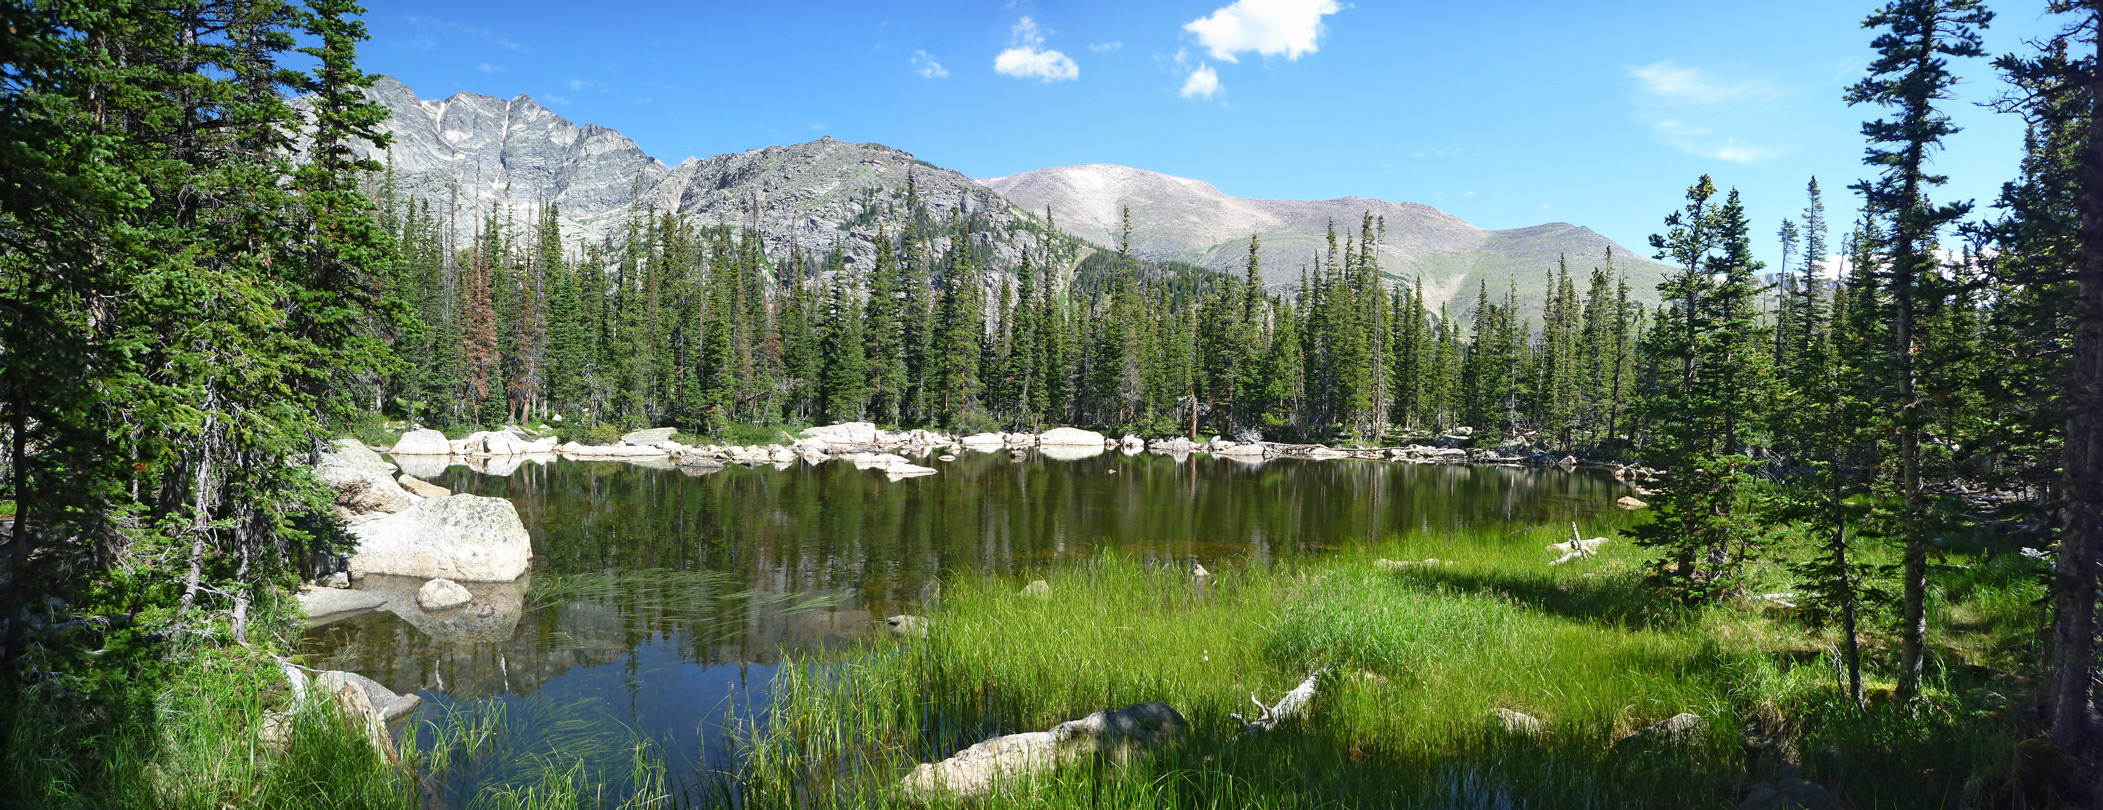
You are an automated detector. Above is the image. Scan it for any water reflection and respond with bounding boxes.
[299,451,1622,797]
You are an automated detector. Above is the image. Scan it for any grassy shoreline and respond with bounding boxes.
[734,521,2060,809]
[4,516,2076,809]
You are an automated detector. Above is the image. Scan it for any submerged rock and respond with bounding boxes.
[898,702,1187,799]
[348,495,532,582]
[417,578,473,610]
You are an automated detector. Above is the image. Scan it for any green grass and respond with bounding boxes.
[1,643,410,810]
[727,521,2073,809]
[674,422,808,448]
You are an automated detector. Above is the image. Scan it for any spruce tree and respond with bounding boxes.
[1845,0,1993,699]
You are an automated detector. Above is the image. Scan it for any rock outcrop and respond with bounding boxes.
[314,440,416,516]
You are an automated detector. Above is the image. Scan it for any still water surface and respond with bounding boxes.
[299,449,1624,795]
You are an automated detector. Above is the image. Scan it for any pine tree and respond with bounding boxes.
[1991,0,2103,746]
[1845,0,1993,699]
[1630,177,1772,599]
[819,256,868,422]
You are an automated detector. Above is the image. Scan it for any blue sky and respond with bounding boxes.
[361,0,2064,269]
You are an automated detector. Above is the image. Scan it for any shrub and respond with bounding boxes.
[581,423,621,446]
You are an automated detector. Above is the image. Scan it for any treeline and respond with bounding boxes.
[379,187,1655,448]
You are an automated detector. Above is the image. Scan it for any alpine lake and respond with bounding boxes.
[298,445,1631,802]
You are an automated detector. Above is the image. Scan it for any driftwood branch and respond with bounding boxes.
[1231,669,1325,735]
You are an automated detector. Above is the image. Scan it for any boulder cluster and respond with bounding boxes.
[305,438,532,589]
[474,422,1665,490]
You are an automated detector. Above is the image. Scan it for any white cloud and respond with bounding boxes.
[566,78,602,92]
[477,62,503,73]
[1183,0,1341,64]
[543,94,571,105]
[1628,61,1788,163]
[911,50,949,78]
[1180,63,1222,99]
[1629,61,1775,105]
[1089,41,1123,52]
[995,17,1079,82]
[402,16,530,53]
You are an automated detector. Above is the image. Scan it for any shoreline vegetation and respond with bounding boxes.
[4,0,2102,808]
[8,515,2070,808]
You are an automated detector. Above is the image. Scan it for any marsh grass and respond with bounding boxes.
[725,520,2060,809]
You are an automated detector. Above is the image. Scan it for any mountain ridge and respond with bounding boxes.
[347,77,1665,312]
[976,163,1668,312]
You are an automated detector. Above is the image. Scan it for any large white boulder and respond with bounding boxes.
[389,429,453,456]
[959,433,1006,450]
[803,422,879,445]
[348,495,533,582]
[314,440,416,516]
[1038,427,1107,447]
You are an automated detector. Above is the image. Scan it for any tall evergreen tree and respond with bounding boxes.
[1845,0,1993,700]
